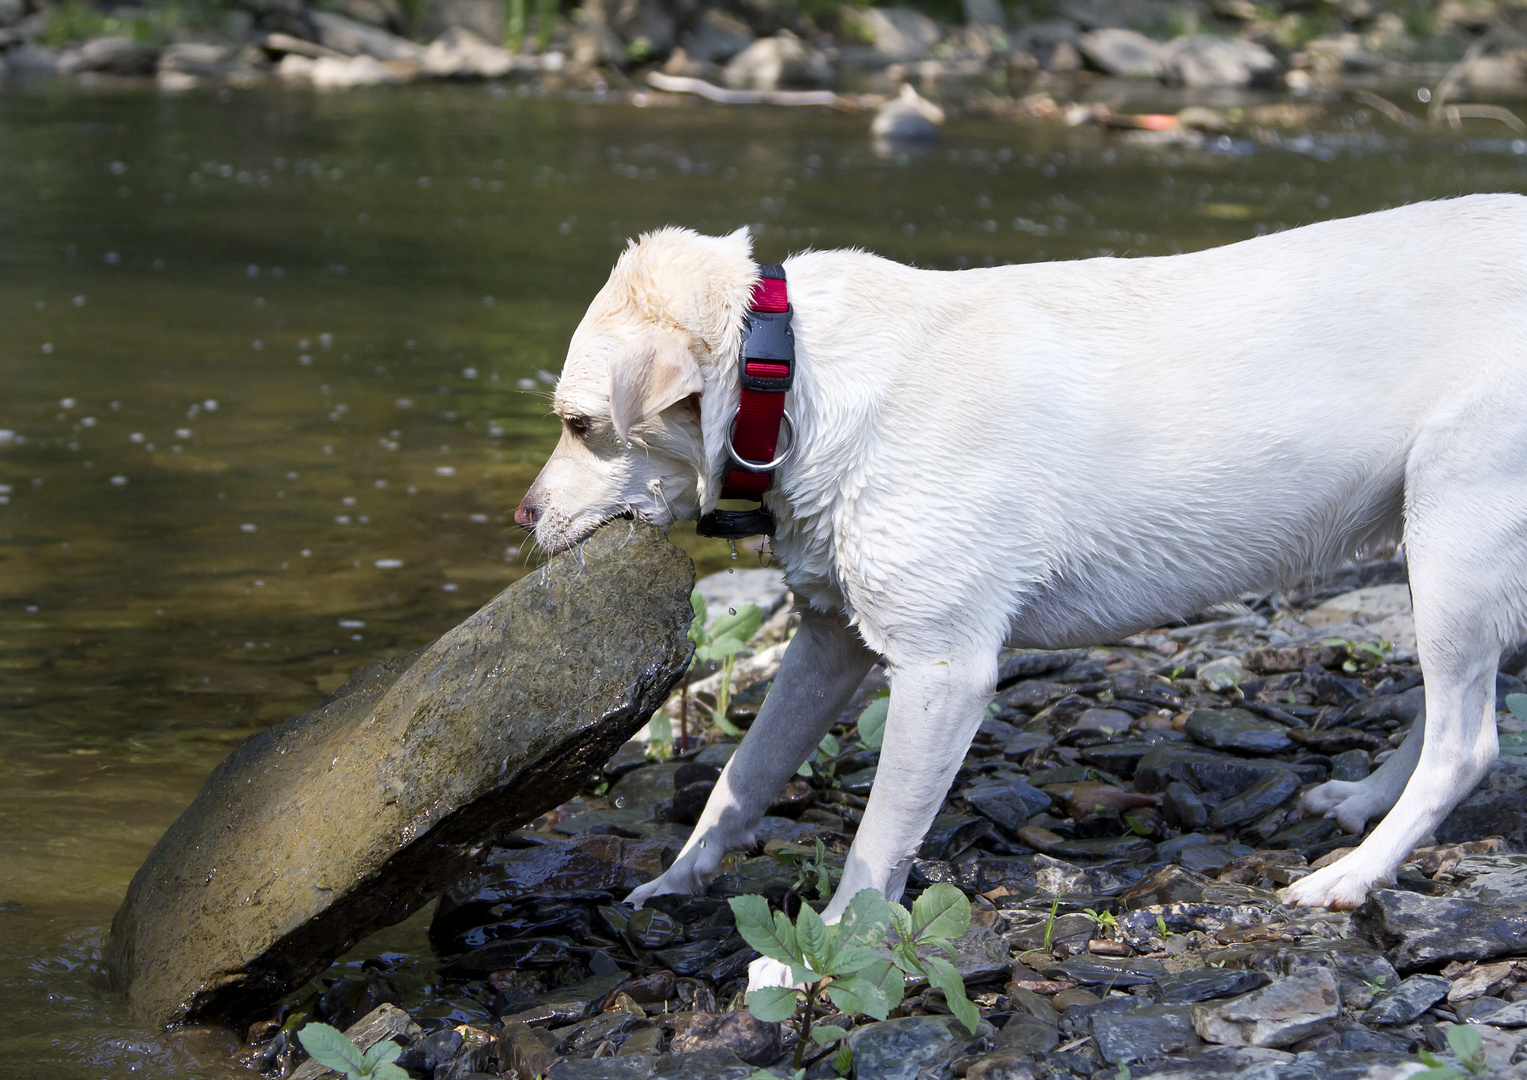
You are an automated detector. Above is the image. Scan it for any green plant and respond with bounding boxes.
[1411,1023,1489,1078]
[505,0,526,50]
[731,884,979,1070]
[1080,908,1118,934]
[296,1024,408,1080]
[771,837,839,901]
[1042,893,1061,951]
[1155,915,1174,940]
[833,1043,854,1075]
[856,694,889,749]
[798,730,842,783]
[678,591,763,748]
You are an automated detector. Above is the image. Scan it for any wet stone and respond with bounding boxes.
[1191,968,1341,1048]
[1265,816,1340,853]
[502,973,628,1026]
[1354,889,1527,970]
[1208,768,1302,829]
[1437,757,1527,846]
[1044,956,1163,988]
[839,766,877,795]
[1184,709,1293,755]
[998,649,1085,687]
[1113,671,1185,710]
[919,813,994,860]
[547,1058,654,1080]
[1180,843,1253,875]
[1078,740,1157,779]
[1050,836,1157,863]
[108,524,695,1026]
[1362,973,1450,1026]
[440,936,579,979]
[994,1014,1059,1054]
[650,1047,756,1079]
[1092,1003,1200,1064]
[668,1010,781,1066]
[623,908,683,950]
[846,1015,986,1080]
[1155,967,1270,1004]
[963,776,1050,834]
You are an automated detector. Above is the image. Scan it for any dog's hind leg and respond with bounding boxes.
[1299,703,1424,834]
[818,649,998,922]
[1284,416,1527,908]
[626,608,876,907]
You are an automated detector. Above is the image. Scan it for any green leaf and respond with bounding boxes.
[834,889,891,949]
[834,1043,855,1076]
[911,883,971,943]
[796,903,834,975]
[864,955,906,1011]
[922,954,980,1035]
[688,590,707,640]
[832,944,890,975]
[857,696,889,749]
[370,1064,411,1080]
[825,973,892,1021]
[1508,693,1527,719]
[811,1023,850,1045]
[297,1023,365,1074]
[1446,1023,1486,1071]
[887,901,914,945]
[746,985,803,1023]
[361,1040,402,1068]
[727,896,803,970]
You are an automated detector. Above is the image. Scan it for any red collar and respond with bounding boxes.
[696,264,794,540]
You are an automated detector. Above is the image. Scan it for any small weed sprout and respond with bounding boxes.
[731,884,980,1070]
[678,590,763,749]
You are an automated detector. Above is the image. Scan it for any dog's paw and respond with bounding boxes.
[1300,779,1386,835]
[1279,857,1386,910]
[747,956,806,994]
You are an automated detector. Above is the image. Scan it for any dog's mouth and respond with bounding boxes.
[539,509,646,554]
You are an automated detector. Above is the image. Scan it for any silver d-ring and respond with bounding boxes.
[724,408,795,473]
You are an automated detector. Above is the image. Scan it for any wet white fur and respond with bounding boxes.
[522,195,1527,985]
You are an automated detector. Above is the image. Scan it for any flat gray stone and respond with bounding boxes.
[1184,709,1293,754]
[1191,968,1341,1048]
[1354,888,1527,970]
[109,522,694,1026]
[1362,973,1450,1026]
[1093,1003,1200,1064]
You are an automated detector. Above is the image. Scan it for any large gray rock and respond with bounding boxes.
[723,33,831,90]
[109,522,694,1027]
[1157,35,1278,87]
[1077,27,1163,77]
[310,10,426,61]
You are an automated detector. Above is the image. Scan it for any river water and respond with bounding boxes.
[0,79,1523,1078]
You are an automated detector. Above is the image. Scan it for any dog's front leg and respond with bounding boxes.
[626,608,876,907]
[822,651,997,921]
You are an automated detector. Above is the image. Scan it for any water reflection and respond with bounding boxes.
[0,81,1524,1076]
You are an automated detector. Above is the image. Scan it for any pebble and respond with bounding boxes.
[1361,973,1450,1025]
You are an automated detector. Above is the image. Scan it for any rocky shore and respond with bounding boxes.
[225,551,1527,1080]
[3,0,1527,133]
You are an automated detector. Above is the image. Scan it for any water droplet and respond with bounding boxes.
[728,541,738,560]
[728,607,737,615]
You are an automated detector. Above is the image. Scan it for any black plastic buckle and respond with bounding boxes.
[697,507,776,539]
[740,310,794,391]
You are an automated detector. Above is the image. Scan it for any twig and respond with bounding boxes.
[1352,89,1420,129]
[645,71,845,107]
[1429,35,1490,124]
[1444,103,1527,133]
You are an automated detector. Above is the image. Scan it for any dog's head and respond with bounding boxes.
[515,226,757,553]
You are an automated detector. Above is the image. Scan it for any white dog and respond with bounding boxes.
[516,195,1527,965]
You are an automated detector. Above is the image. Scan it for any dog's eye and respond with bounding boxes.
[564,415,590,438]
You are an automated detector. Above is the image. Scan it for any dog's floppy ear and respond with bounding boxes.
[608,331,704,442]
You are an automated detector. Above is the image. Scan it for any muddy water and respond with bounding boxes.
[0,80,1524,1077]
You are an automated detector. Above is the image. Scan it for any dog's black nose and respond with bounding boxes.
[514,497,539,530]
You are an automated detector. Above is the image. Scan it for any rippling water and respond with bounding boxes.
[1,79,1524,1077]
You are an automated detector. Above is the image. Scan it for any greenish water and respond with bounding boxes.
[1,80,1526,1078]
